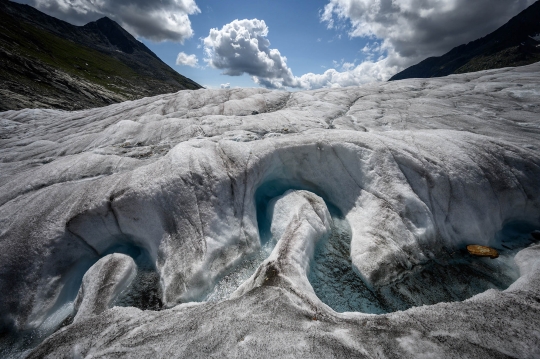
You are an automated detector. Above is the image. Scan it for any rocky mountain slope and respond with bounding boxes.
[0,0,201,111]
[1,63,540,358]
[390,1,540,81]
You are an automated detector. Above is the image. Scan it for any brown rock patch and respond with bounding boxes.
[467,245,499,259]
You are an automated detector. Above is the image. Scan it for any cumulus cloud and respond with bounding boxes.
[296,57,398,89]
[176,52,199,67]
[321,0,536,69]
[220,83,231,89]
[13,0,200,42]
[309,0,536,86]
[202,18,398,90]
[203,19,299,89]
[203,2,534,90]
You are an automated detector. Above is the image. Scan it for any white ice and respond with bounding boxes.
[1,63,540,358]
[73,253,136,323]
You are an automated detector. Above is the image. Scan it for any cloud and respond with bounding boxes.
[341,62,356,71]
[13,0,200,42]
[176,52,199,67]
[202,1,535,91]
[321,0,536,70]
[202,18,398,90]
[203,19,299,89]
[220,83,231,89]
[361,42,381,55]
[296,57,398,89]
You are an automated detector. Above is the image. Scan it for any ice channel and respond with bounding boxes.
[0,242,161,359]
[198,180,331,302]
[199,182,539,313]
[2,199,538,359]
[309,216,538,314]
[199,180,313,302]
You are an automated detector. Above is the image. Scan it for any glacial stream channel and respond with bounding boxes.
[308,215,537,314]
[201,196,538,314]
[2,203,538,358]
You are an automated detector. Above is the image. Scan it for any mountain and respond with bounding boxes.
[390,1,540,81]
[0,0,201,111]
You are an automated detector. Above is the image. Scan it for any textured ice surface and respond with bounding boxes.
[113,247,163,311]
[309,217,528,314]
[73,254,136,323]
[2,63,540,358]
[309,213,388,314]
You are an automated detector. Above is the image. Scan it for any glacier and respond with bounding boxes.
[1,63,540,358]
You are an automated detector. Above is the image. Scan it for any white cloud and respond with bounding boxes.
[341,62,355,71]
[296,57,398,90]
[321,0,536,71]
[176,52,199,67]
[202,18,401,90]
[201,1,534,92]
[361,42,381,55]
[203,19,299,89]
[220,83,231,89]
[14,0,201,42]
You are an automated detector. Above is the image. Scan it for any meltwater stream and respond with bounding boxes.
[309,215,538,314]
[2,212,538,359]
[308,214,388,314]
[113,248,163,311]
[0,242,163,359]
[199,199,538,314]
[202,239,277,302]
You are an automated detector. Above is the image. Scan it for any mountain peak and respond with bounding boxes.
[83,16,138,54]
[95,16,115,24]
[93,16,129,32]
[0,0,201,111]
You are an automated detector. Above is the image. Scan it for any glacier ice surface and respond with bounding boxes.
[1,63,540,358]
[309,216,531,314]
[73,253,136,323]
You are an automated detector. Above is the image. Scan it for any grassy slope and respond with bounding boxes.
[0,10,154,97]
[455,45,540,74]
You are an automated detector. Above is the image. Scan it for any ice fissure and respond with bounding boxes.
[1,63,540,358]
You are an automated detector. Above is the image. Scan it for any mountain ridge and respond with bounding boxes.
[390,1,540,81]
[0,0,201,111]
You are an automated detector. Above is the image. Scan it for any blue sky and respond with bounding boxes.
[13,0,537,90]
[141,0,372,89]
